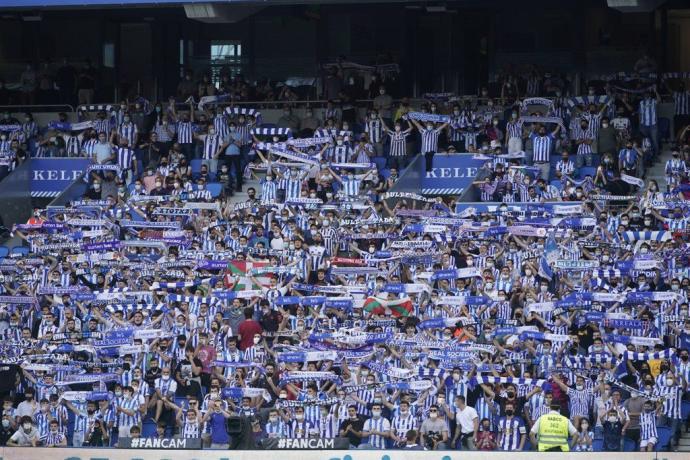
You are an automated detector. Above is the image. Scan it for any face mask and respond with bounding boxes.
[295,413,304,421]
[429,412,438,419]
[336,140,343,146]
[93,183,101,190]
[466,260,473,266]
[505,409,514,416]
[506,392,515,398]
[253,337,261,345]
[279,394,287,399]
[608,417,618,423]
[1,420,9,428]
[666,378,674,386]
[372,410,381,417]
[22,423,31,431]
[525,270,532,276]
[427,125,433,130]
[540,285,548,292]
[576,384,584,391]
[269,416,278,423]
[640,248,648,254]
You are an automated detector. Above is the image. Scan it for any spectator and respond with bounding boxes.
[6,416,39,447]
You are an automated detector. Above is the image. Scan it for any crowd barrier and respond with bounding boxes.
[0,448,681,460]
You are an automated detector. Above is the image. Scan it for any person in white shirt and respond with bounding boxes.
[451,395,479,450]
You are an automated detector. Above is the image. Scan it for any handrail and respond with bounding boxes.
[0,104,75,113]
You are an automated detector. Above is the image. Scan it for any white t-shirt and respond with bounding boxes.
[455,405,479,434]
[10,427,39,446]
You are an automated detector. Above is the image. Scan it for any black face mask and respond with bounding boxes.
[681,355,689,361]
[506,392,515,399]
[505,409,514,416]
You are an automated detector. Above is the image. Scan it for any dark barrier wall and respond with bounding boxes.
[48,173,89,207]
[0,159,32,229]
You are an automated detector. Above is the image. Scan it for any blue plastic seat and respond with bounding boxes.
[142,421,157,437]
[191,159,203,175]
[372,157,387,171]
[0,246,8,259]
[656,426,672,451]
[206,183,222,198]
[550,179,563,190]
[578,166,597,179]
[592,439,604,452]
[11,247,29,256]
[681,400,690,420]
[623,437,637,451]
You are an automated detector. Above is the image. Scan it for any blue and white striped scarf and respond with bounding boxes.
[251,127,292,136]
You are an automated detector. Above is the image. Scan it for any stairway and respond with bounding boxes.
[677,425,690,452]
[644,143,673,189]
[228,178,260,206]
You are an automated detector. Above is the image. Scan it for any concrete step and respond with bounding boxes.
[679,437,690,446]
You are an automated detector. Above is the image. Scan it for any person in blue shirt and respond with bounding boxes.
[202,399,232,449]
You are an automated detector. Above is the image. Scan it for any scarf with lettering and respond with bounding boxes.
[405,112,450,123]
[278,371,342,386]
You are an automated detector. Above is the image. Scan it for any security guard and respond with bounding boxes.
[529,402,578,451]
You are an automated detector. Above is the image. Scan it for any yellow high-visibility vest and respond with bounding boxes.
[537,413,570,452]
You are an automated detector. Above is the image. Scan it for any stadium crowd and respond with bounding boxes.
[0,65,689,452]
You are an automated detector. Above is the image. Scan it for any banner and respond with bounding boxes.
[421,155,487,195]
[119,437,202,449]
[31,158,92,198]
[262,438,350,450]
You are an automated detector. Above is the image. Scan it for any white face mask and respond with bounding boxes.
[525,270,532,276]
[666,378,674,386]
[269,416,278,423]
[429,412,438,419]
[22,423,31,430]
[372,410,381,417]
[336,140,343,146]
[295,413,304,421]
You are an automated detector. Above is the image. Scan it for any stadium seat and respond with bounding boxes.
[380,169,391,180]
[681,400,690,420]
[549,179,562,190]
[206,182,222,198]
[142,421,157,437]
[592,439,603,452]
[191,159,203,175]
[11,247,29,256]
[656,426,672,451]
[623,437,637,451]
[578,166,597,179]
[0,246,8,259]
[372,156,387,171]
